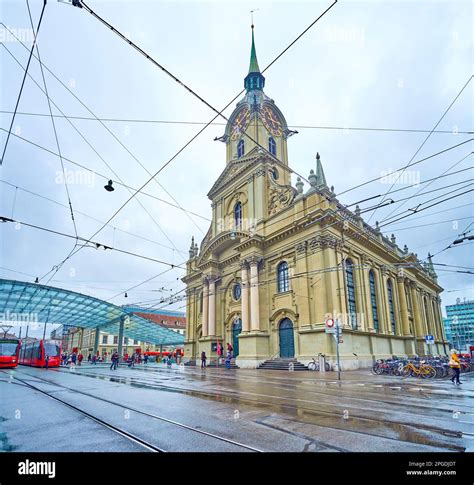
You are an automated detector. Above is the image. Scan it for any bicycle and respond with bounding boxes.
[308,354,330,371]
[401,360,436,378]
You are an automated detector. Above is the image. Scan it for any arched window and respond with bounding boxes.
[277,261,289,293]
[345,259,358,329]
[237,139,245,158]
[269,137,276,156]
[387,279,396,334]
[369,270,379,332]
[234,202,242,228]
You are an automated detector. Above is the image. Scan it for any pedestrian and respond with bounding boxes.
[144,354,148,365]
[62,353,67,366]
[227,342,233,358]
[45,354,49,370]
[201,351,207,368]
[78,353,84,366]
[110,351,118,370]
[92,354,97,365]
[87,353,91,362]
[225,351,231,370]
[70,352,77,371]
[449,349,462,385]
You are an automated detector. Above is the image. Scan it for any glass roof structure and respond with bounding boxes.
[0,279,184,346]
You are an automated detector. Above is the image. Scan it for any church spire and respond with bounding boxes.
[315,152,328,188]
[244,24,265,92]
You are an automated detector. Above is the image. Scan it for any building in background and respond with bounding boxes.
[443,298,474,352]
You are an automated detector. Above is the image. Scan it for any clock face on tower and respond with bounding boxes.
[261,105,283,136]
[230,107,251,140]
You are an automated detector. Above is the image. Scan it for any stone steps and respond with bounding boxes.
[258,358,308,371]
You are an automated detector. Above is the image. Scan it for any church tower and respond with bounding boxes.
[220,25,294,177]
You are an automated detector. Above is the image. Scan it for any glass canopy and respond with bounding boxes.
[0,279,184,345]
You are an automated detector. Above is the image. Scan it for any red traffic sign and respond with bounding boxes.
[326,318,335,328]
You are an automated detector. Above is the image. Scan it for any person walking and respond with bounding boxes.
[70,352,77,371]
[87,353,92,362]
[78,353,84,366]
[201,351,207,368]
[45,354,49,370]
[110,351,118,370]
[449,349,462,385]
[227,342,233,358]
[144,354,148,365]
[91,354,97,365]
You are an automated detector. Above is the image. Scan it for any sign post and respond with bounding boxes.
[425,335,434,345]
[335,319,342,381]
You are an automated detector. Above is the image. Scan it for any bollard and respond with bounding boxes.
[319,354,326,373]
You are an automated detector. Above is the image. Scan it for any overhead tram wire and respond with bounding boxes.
[1,43,185,261]
[2,110,472,135]
[0,128,209,223]
[66,0,339,192]
[2,123,470,238]
[42,0,338,282]
[0,1,47,166]
[0,180,186,253]
[25,0,79,240]
[366,75,473,224]
[0,215,186,270]
[379,152,473,224]
[0,23,204,237]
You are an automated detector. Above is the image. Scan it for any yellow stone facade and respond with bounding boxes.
[182,29,446,369]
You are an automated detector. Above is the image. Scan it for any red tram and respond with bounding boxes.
[0,338,21,368]
[19,339,61,367]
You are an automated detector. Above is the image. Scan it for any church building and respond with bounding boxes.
[182,26,447,369]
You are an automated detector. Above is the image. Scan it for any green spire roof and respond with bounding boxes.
[248,25,260,73]
[244,25,265,92]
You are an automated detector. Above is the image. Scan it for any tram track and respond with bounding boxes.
[3,368,263,453]
[48,367,468,451]
[0,369,164,452]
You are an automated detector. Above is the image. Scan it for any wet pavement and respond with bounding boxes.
[1,363,472,452]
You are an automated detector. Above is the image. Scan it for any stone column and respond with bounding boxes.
[249,258,260,331]
[410,284,424,338]
[202,278,209,338]
[397,276,411,336]
[241,261,250,332]
[361,260,373,332]
[208,277,216,337]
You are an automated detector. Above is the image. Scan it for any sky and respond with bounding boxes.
[0,0,473,338]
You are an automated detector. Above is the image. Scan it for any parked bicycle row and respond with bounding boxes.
[371,354,473,379]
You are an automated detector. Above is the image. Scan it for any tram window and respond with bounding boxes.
[34,342,42,359]
[44,343,60,356]
[26,345,33,360]
[0,342,18,356]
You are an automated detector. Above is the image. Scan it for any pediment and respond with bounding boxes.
[207,147,265,199]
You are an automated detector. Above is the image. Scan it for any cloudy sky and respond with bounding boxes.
[0,0,472,338]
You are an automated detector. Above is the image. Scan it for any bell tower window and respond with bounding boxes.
[269,137,276,156]
[237,139,245,158]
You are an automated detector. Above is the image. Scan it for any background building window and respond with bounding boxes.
[369,270,379,332]
[387,279,396,334]
[345,259,358,329]
[234,202,242,228]
[102,335,107,344]
[237,139,245,158]
[277,261,289,293]
[124,337,129,345]
[113,336,118,344]
[269,137,276,156]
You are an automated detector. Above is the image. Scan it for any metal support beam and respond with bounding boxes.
[118,316,125,358]
[93,326,100,356]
